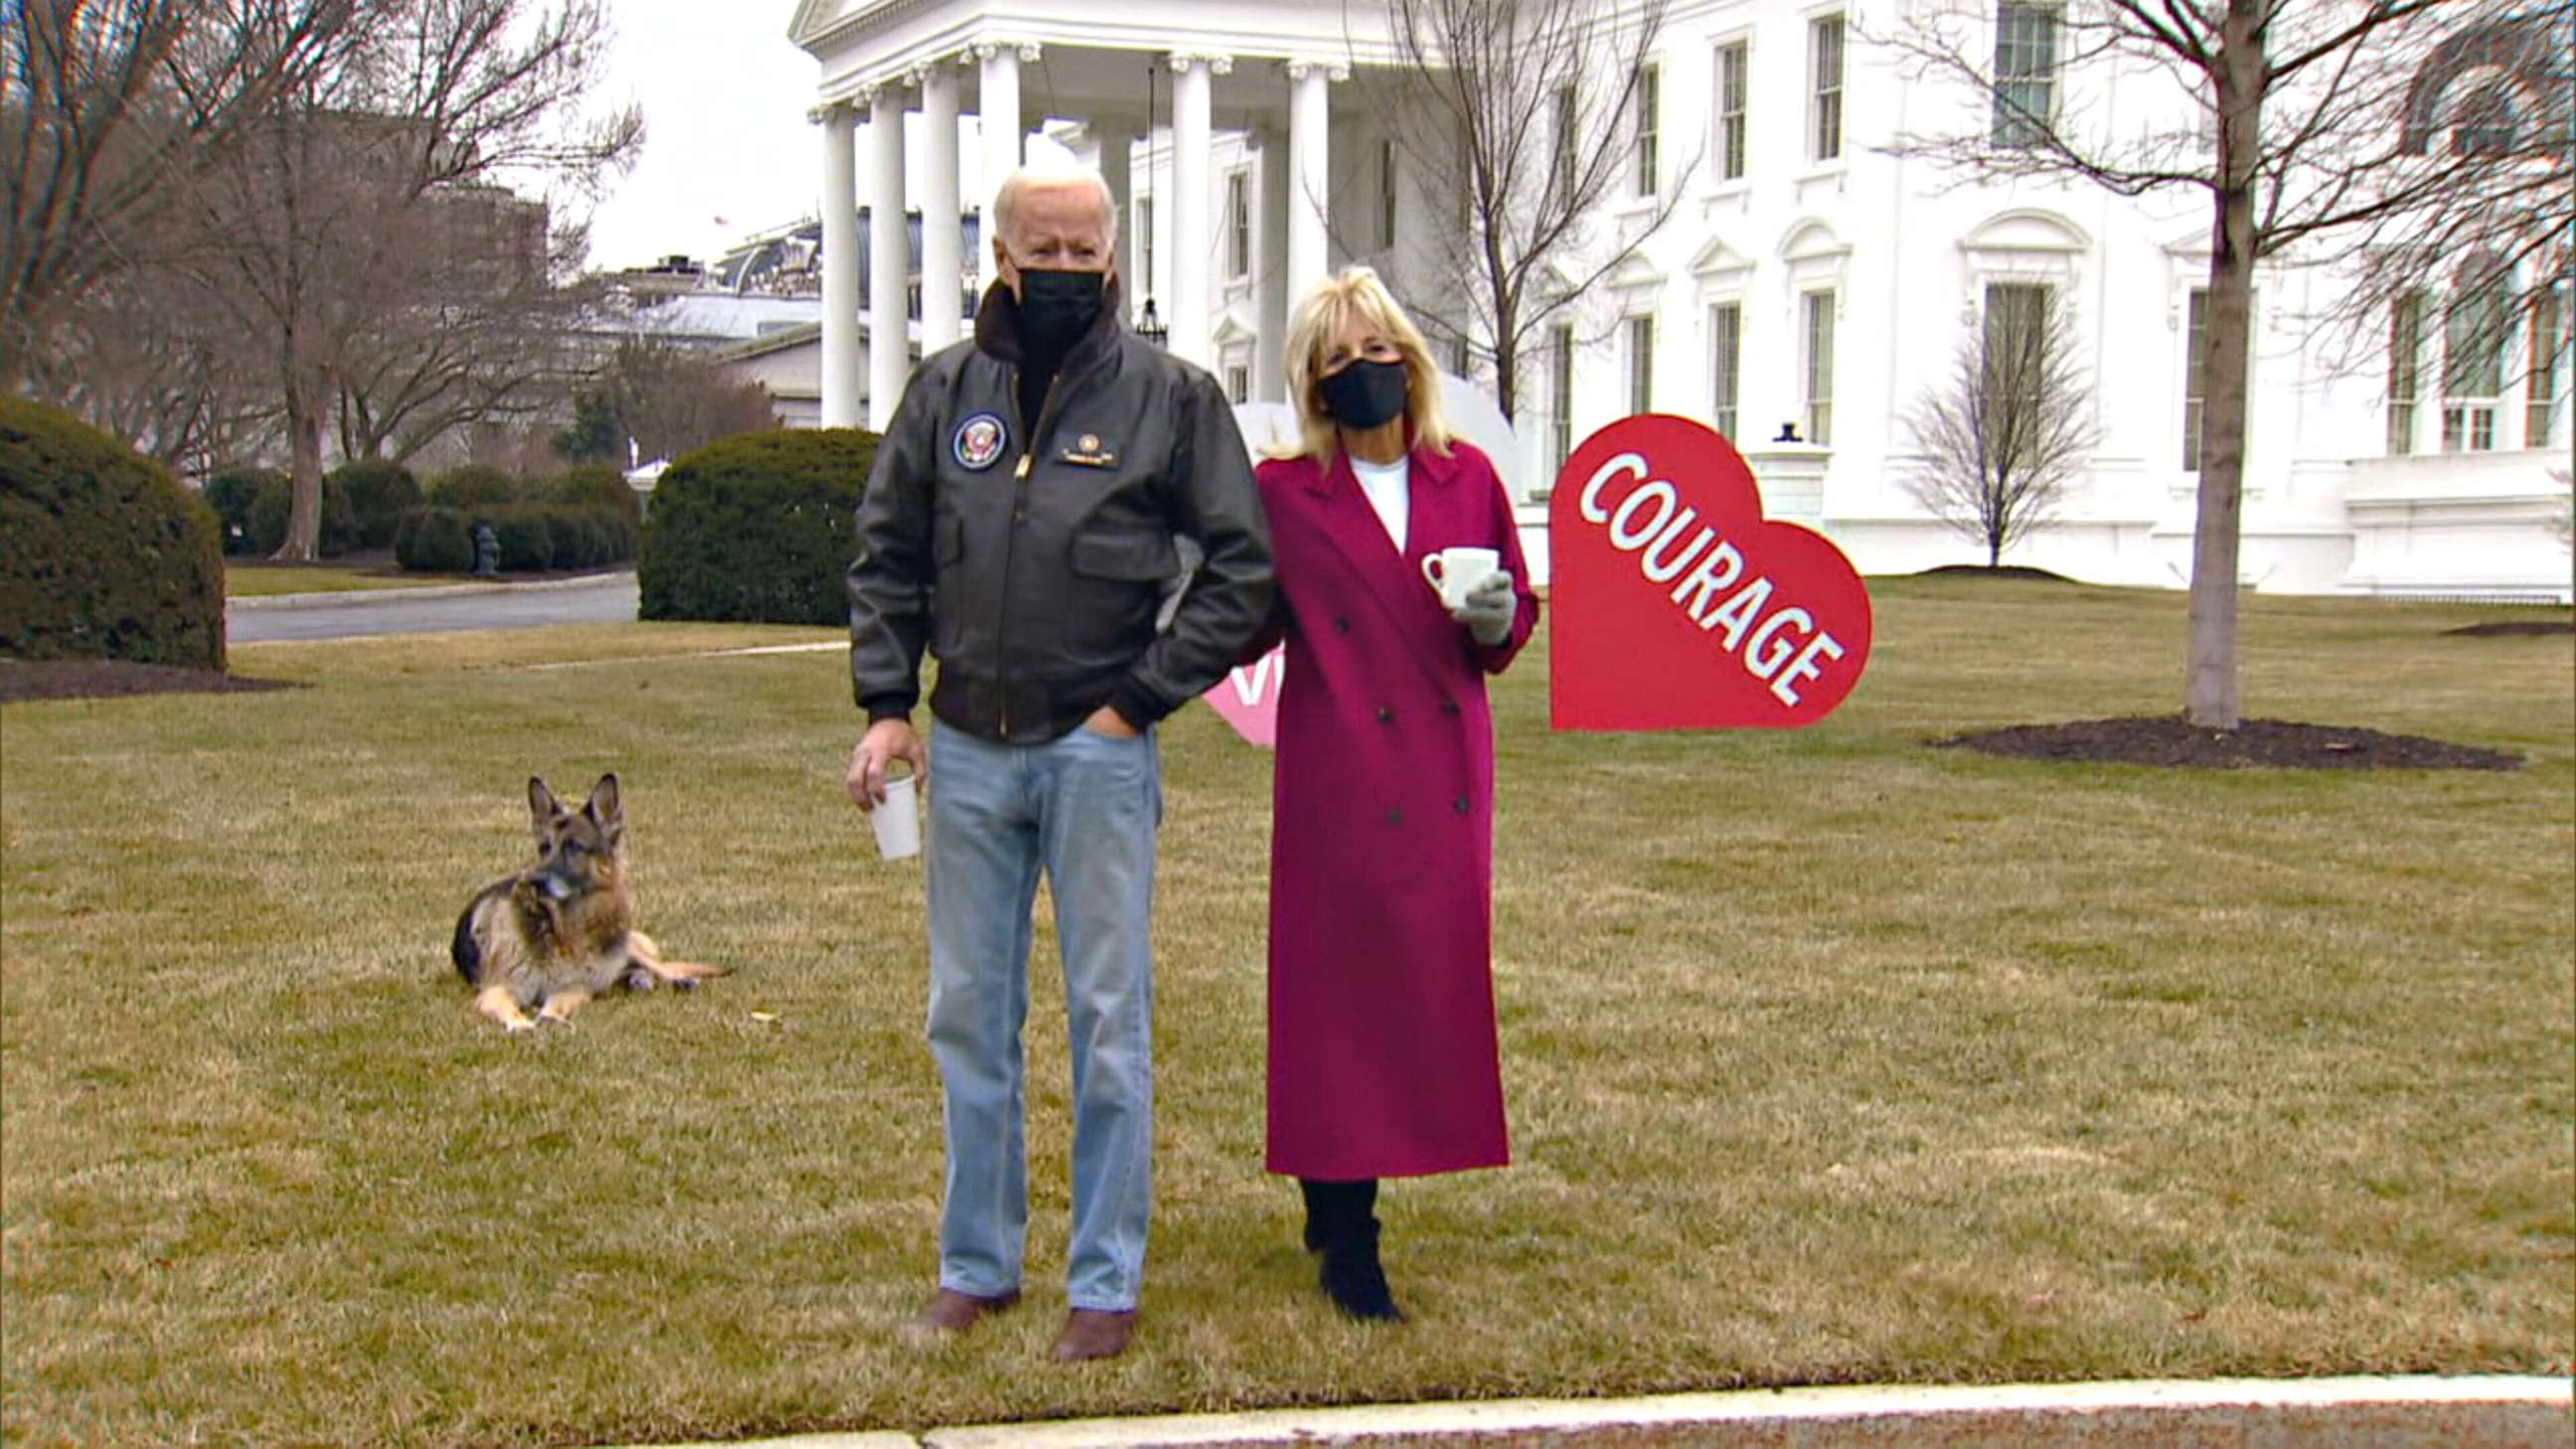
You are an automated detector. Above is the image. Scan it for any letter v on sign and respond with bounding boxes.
[1547,414,1873,730]
[1202,644,1285,747]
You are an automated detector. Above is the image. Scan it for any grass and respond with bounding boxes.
[225,562,458,596]
[2,576,2569,1448]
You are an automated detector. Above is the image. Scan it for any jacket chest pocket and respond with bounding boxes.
[1061,528,1179,669]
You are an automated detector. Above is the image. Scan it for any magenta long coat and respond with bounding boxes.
[1249,439,1539,1180]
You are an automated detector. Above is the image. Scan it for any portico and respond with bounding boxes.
[790,1,1403,428]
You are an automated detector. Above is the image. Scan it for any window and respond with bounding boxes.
[1627,314,1655,413]
[1811,15,1846,162]
[1225,169,1251,280]
[2386,291,2424,455]
[1449,334,1471,377]
[1378,137,1399,249]
[1225,363,1250,405]
[2527,291,2563,449]
[1709,301,1742,439]
[2183,287,2208,469]
[2442,270,2505,452]
[1993,2,2061,148]
[1550,323,1576,465]
[1985,282,2051,406]
[1802,290,1836,443]
[1634,64,1661,195]
[1716,42,1748,181]
[1549,85,1578,209]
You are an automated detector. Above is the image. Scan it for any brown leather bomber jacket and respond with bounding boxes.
[847,279,1275,744]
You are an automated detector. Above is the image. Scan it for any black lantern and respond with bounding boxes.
[1136,296,1169,347]
[1135,60,1169,348]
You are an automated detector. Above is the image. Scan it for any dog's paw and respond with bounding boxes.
[503,1018,539,1035]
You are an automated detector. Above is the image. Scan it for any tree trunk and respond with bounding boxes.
[2184,0,2266,730]
[273,381,325,563]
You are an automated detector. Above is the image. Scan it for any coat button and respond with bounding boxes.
[1385,807,1403,826]
[1334,616,1352,634]
[1376,706,1394,724]
[1453,797,1471,814]
[1441,700,1461,717]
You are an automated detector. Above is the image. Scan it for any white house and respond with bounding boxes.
[788,0,2572,602]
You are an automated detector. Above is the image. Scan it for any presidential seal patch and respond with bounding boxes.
[953,413,1007,471]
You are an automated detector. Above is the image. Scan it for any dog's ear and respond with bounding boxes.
[584,773,623,841]
[528,776,565,842]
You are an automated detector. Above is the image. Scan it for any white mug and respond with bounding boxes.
[1419,546,1504,608]
[870,769,921,861]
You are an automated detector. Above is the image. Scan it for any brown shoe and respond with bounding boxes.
[1047,1307,1137,1363]
[899,1286,1021,1342]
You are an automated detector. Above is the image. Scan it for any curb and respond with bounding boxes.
[226,570,635,611]
[611,1375,2571,1449]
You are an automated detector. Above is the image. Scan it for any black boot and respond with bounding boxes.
[1303,1178,1402,1322]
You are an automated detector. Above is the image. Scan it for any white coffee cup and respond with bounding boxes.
[870,769,921,861]
[1420,546,1504,608]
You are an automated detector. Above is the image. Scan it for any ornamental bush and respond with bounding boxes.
[329,459,423,549]
[393,506,474,572]
[0,397,226,668]
[426,463,518,511]
[488,505,556,572]
[204,467,283,556]
[639,427,879,625]
[544,462,643,525]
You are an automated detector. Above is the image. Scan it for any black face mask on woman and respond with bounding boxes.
[1320,358,1410,430]
[1015,268,1106,358]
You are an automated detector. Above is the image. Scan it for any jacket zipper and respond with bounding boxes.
[997,347,1103,737]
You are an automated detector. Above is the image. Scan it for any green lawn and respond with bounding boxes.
[224,562,458,596]
[2,577,2569,1449]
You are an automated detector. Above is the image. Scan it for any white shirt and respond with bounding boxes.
[1350,454,1410,555]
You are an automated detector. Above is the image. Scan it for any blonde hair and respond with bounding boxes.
[1276,266,1453,464]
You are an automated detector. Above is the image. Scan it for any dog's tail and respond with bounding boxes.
[627,929,730,982]
[451,896,486,986]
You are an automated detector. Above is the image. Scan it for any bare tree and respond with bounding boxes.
[1372,0,1694,421]
[1882,0,2524,728]
[1904,287,2100,567]
[0,0,360,389]
[576,337,779,467]
[164,0,638,560]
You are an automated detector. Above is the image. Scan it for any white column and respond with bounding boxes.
[1092,120,1134,309]
[917,62,963,355]
[976,42,1031,295]
[1169,53,1228,369]
[1285,60,1340,307]
[817,102,863,428]
[1255,125,1290,401]
[868,83,909,430]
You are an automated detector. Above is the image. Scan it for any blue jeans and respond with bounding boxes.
[924,717,1161,1312]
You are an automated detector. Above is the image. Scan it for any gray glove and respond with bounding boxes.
[1450,570,1516,646]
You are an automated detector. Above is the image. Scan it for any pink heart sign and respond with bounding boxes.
[1201,644,1284,747]
[1548,414,1872,731]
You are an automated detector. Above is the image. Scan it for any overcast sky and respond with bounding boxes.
[581,0,822,272]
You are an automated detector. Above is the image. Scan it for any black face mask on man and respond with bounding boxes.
[1320,358,1410,431]
[1015,267,1106,358]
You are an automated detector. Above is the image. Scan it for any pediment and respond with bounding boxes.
[1961,208,2091,254]
[1689,235,1753,277]
[1210,312,1260,346]
[1609,253,1668,291]
[1777,219,1849,262]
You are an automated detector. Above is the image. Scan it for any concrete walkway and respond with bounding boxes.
[226,570,639,642]
[616,1376,2570,1449]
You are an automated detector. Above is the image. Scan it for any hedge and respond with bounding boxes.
[639,428,880,625]
[204,467,283,556]
[545,462,643,525]
[329,459,423,549]
[0,397,226,669]
[393,507,474,572]
[247,472,359,557]
[426,463,517,510]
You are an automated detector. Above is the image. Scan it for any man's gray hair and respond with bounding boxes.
[993,164,1120,249]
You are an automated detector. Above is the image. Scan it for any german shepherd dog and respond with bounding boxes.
[451,773,726,1032]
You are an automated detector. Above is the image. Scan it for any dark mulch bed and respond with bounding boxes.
[1937,715,2521,771]
[2444,619,2574,637]
[0,660,302,705]
[1915,564,2078,582]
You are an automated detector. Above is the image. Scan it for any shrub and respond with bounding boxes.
[639,428,880,624]
[393,506,474,572]
[246,472,359,557]
[426,463,518,511]
[329,459,422,549]
[0,397,226,669]
[204,467,283,556]
[545,462,643,525]
[488,505,556,572]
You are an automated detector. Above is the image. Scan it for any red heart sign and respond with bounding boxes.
[1549,414,1872,730]
[1201,643,1285,747]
